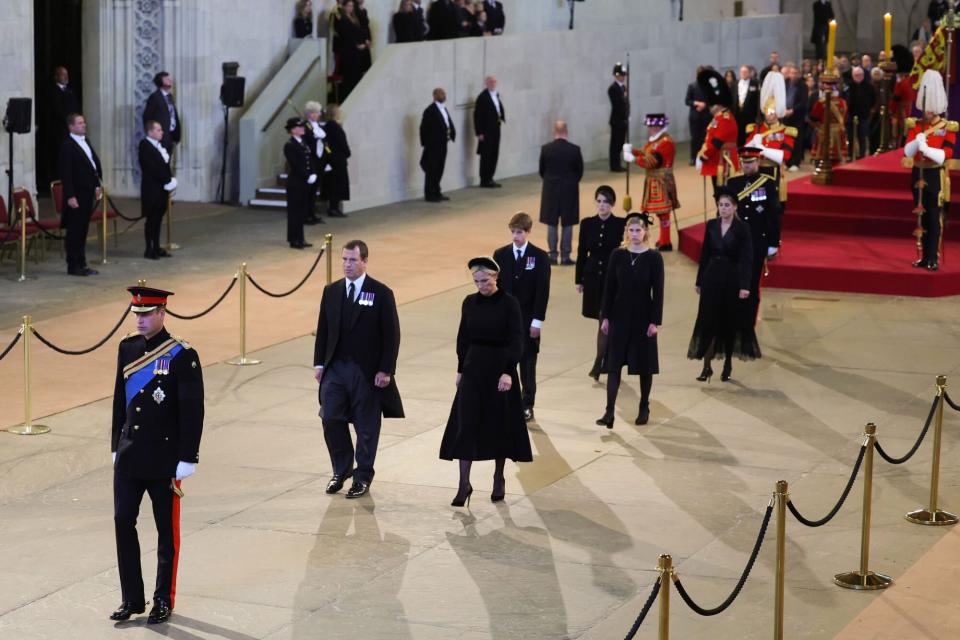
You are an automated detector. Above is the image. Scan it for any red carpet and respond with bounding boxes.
[678,152,960,297]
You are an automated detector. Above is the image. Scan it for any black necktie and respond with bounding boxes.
[348,282,355,303]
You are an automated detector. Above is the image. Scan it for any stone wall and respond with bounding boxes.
[782,0,928,58]
[0,2,36,206]
[339,13,801,212]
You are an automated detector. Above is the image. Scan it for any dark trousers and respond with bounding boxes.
[479,136,500,184]
[422,145,447,198]
[63,199,94,271]
[609,121,627,170]
[846,117,870,159]
[286,181,308,245]
[143,197,166,254]
[114,472,181,607]
[814,35,826,61]
[320,360,383,484]
[689,118,707,163]
[519,342,538,410]
[546,225,573,261]
[915,168,944,264]
[307,181,320,219]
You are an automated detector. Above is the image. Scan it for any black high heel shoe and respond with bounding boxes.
[491,477,505,502]
[635,404,650,425]
[595,411,614,428]
[588,365,601,381]
[451,485,473,507]
[721,362,732,382]
[696,365,713,382]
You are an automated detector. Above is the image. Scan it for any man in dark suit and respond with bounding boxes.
[138,121,177,259]
[283,118,316,249]
[782,63,808,168]
[110,285,204,625]
[493,212,550,422]
[427,0,457,40]
[303,101,326,225]
[734,65,760,145]
[538,120,584,265]
[686,66,713,166]
[420,87,456,202]
[142,72,182,153]
[811,0,835,61]
[608,63,629,172]
[313,240,403,499]
[58,113,102,276]
[474,75,505,188]
[483,0,505,34]
[43,66,81,184]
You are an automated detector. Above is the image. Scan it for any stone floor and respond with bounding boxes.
[1,157,959,639]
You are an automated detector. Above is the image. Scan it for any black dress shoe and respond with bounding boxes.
[451,485,473,507]
[304,218,318,225]
[696,365,713,383]
[657,243,673,252]
[912,259,929,268]
[721,363,733,382]
[328,210,348,218]
[560,258,575,266]
[480,181,502,188]
[325,471,354,494]
[610,167,626,173]
[301,242,314,248]
[523,408,534,422]
[83,267,99,276]
[109,602,146,621]
[147,599,171,624]
[68,268,89,276]
[144,250,159,260]
[425,196,443,202]
[345,480,370,499]
[439,195,450,201]
[588,365,600,381]
[928,262,939,272]
[156,248,171,257]
[596,411,614,428]
[635,405,650,426]
[290,242,305,249]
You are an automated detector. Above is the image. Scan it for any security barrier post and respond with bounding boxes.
[7,316,51,435]
[226,263,261,366]
[906,375,958,525]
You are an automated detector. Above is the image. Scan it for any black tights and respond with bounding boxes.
[591,322,608,374]
[458,459,505,492]
[606,368,653,412]
[702,337,733,371]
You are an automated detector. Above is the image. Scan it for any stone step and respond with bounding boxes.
[248,198,286,209]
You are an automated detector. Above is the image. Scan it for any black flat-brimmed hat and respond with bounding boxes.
[468,256,500,273]
[284,117,305,131]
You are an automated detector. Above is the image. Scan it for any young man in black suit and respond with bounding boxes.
[138,121,177,259]
[482,0,505,34]
[142,71,182,153]
[608,63,629,172]
[538,120,584,265]
[58,113,102,276]
[313,240,403,499]
[283,117,316,249]
[493,213,551,422]
[419,87,456,202]
[474,75,505,188]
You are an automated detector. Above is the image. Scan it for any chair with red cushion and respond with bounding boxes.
[88,187,119,248]
[0,193,42,264]
[14,188,60,260]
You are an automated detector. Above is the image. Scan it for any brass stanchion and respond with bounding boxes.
[834,423,892,590]
[812,74,839,185]
[226,263,261,366]
[774,480,787,640]
[99,186,112,265]
[325,233,334,284]
[7,316,51,435]
[16,199,29,282]
[164,193,181,252]
[906,375,959,525]
[658,554,672,640]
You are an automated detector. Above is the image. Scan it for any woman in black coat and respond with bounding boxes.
[597,213,664,428]
[392,0,422,42]
[686,186,760,382]
[575,185,626,379]
[440,257,532,507]
[320,105,351,217]
[336,1,368,100]
[293,0,313,38]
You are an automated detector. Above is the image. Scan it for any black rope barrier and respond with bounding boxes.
[247,248,325,298]
[0,222,24,245]
[26,212,64,241]
[623,576,661,640]
[787,444,867,527]
[874,395,939,465]
[945,392,960,412]
[0,328,23,362]
[31,305,132,356]
[104,193,142,222]
[165,276,238,320]
[673,504,773,616]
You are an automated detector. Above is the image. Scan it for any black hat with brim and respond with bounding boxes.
[285,117,305,132]
[468,256,500,273]
[697,68,733,109]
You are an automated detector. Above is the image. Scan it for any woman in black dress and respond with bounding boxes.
[335,1,368,100]
[293,0,313,38]
[440,257,532,507]
[575,185,626,380]
[319,105,351,218]
[392,0,422,43]
[686,186,760,382]
[596,213,664,428]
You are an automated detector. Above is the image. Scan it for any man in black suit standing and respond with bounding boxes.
[283,117,316,249]
[44,66,81,183]
[138,121,177,259]
[493,212,550,422]
[314,240,403,499]
[319,104,351,218]
[474,75,505,188]
[58,113,102,276]
[420,87,456,202]
[811,1,835,61]
[483,0,505,34]
[734,65,760,145]
[142,72,182,153]
[608,63,629,172]
[538,120,583,265]
[685,66,712,166]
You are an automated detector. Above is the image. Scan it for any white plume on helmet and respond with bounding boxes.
[760,71,786,118]
[916,69,948,114]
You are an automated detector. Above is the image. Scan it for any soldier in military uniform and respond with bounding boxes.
[622,113,681,251]
[110,286,204,625]
[746,71,794,225]
[809,76,848,163]
[724,148,781,322]
[903,69,957,271]
[695,68,740,196]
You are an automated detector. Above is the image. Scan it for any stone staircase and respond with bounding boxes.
[248,174,287,210]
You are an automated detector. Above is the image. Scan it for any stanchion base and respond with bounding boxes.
[6,424,51,435]
[12,274,36,282]
[905,508,959,526]
[164,243,182,251]
[833,570,893,590]
[226,357,261,366]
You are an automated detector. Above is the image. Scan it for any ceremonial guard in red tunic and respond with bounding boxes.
[696,68,740,194]
[809,77,848,163]
[110,286,204,625]
[622,114,681,251]
[890,45,916,145]
[903,69,957,271]
[746,71,794,224]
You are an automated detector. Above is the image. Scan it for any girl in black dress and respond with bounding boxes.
[596,214,664,428]
[440,257,532,507]
[575,185,626,380]
[686,186,760,382]
[293,0,313,38]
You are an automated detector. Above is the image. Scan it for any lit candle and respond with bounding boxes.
[884,13,892,60]
[826,19,837,71]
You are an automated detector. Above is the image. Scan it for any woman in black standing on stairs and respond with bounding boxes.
[576,185,626,380]
[686,186,760,382]
[440,257,533,507]
[596,213,664,428]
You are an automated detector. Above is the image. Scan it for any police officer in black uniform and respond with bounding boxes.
[284,117,316,249]
[110,286,204,625]
[724,147,781,321]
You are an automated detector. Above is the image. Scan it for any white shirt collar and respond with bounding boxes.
[293,135,302,142]
[160,89,171,97]
[513,241,528,256]
[346,273,367,298]
[648,127,668,142]
[70,133,86,143]
[435,101,447,111]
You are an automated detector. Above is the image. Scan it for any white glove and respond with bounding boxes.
[175,461,196,480]
[112,452,117,465]
[695,155,703,172]
[761,147,785,164]
[915,133,927,147]
[324,164,333,173]
[767,247,779,257]
[307,174,317,185]
[749,133,764,148]
[622,143,634,163]
[311,122,326,140]
[922,145,947,164]
[904,138,920,157]
[163,177,178,191]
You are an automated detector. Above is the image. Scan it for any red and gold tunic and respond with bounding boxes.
[698,108,740,182]
[630,133,681,214]
[891,76,916,142]
[809,96,848,162]
[745,122,796,201]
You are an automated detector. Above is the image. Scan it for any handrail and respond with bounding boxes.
[262,56,325,133]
